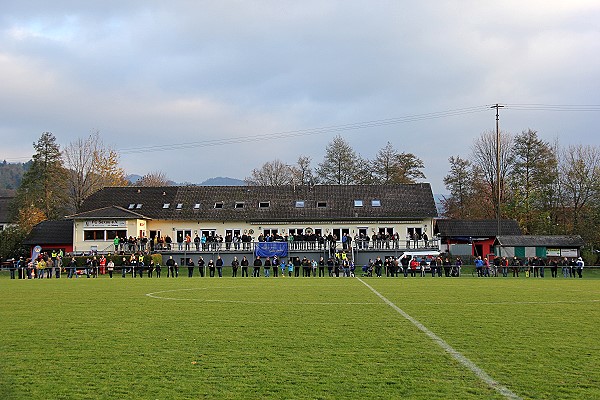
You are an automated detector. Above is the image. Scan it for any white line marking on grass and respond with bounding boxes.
[412,299,600,306]
[357,278,522,400]
[145,287,380,305]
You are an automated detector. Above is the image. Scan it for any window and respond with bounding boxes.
[354,200,363,207]
[163,203,170,209]
[235,202,245,209]
[214,202,223,209]
[128,203,135,209]
[371,199,381,207]
[135,204,142,209]
[176,203,183,209]
[84,230,105,241]
[317,201,327,208]
[259,201,270,208]
[295,201,305,208]
[193,203,200,209]
[106,230,127,240]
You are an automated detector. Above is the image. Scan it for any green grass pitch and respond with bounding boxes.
[1,273,598,399]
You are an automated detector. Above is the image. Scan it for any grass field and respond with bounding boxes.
[1,272,598,399]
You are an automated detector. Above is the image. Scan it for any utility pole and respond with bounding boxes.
[491,104,504,239]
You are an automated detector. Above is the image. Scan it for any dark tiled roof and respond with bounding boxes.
[496,235,584,247]
[79,184,438,222]
[0,196,15,223]
[23,220,73,245]
[68,206,151,220]
[436,219,522,237]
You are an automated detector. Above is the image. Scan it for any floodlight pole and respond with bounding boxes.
[491,104,504,241]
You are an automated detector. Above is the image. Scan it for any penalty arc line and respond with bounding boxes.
[356,278,522,400]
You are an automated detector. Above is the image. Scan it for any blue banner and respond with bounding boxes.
[255,242,288,258]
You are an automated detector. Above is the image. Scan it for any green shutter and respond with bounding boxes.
[536,247,547,257]
[514,247,525,258]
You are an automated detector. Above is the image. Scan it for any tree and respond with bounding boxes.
[63,131,129,213]
[504,129,558,234]
[245,160,294,186]
[12,132,69,222]
[315,136,361,184]
[471,130,514,219]
[558,144,600,234]
[0,225,27,259]
[442,156,474,218]
[372,142,426,184]
[442,157,491,219]
[292,155,315,186]
[137,171,171,187]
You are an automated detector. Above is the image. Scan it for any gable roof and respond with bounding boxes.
[68,206,151,220]
[23,220,73,245]
[79,184,438,222]
[496,235,584,248]
[436,219,522,237]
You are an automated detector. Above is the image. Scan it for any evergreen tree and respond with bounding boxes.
[372,142,426,184]
[315,136,361,184]
[505,129,558,234]
[12,132,69,223]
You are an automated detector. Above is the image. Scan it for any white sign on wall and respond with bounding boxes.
[84,220,127,228]
[561,248,578,257]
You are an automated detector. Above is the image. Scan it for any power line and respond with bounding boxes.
[2,103,598,161]
[117,106,491,155]
[505,104,600,112]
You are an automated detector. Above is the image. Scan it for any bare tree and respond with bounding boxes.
[245,160,293,186]
[471,130,514,219]
[137,171,171,187]
[63,131,128,212]
[558,144,600,232]
[292,155,315,186]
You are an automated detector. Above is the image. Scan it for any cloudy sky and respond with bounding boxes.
[1,1,599,193]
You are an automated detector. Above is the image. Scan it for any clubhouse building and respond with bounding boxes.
[65,184,438,263]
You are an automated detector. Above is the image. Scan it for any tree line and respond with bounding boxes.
[442,129,600,250]
[2,129,600,260]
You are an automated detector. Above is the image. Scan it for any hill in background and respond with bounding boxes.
[0,161,29,192]
[199,177,245,186]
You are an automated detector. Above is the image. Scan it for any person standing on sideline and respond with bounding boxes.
[207,259,215,277]
[272,256,279,277]
[241,256,249,277]
[187,258,195,277]
[253,256,262,277]
[576,257,584,278]
[231,256,239,277]
[148,260,154,278]
[264,257,271,277]
[280,259,287,277]
[155,261,162,278]
[561,257,570,278]
[550,258,559,278]
[327,257,334,277]
[216,256,224,277]
[107,259,114,278]
[68,257,78,278]
[166,256,175,278]
[197,256,205,277]
[318,256,325,277]
[121,257,128,278]
[374,257,383,278]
